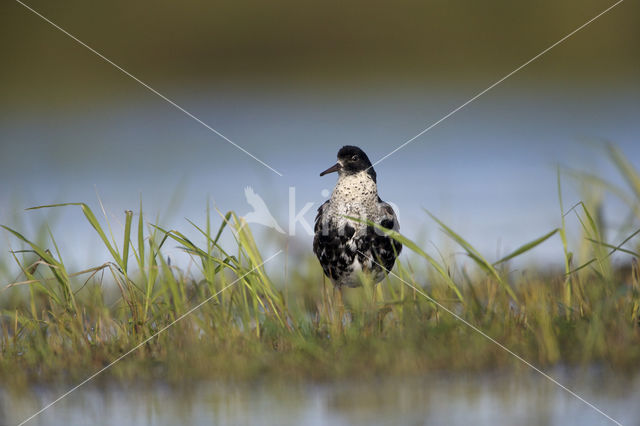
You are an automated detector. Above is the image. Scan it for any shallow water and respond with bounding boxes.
[1,86,639,277]
[3,369,638,425]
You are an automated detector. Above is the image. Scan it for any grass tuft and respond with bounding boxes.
[0,144,639,387]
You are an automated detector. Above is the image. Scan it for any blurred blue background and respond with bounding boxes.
[1,0,639,272]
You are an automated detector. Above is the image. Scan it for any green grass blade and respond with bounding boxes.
[424,210,518,302]
[214,211,234,245]
[138,200,145,267]
[1,225,56,266]
[26,203,123,270]
[425,210,495,276]
[6,250,64,307]
[557,168,573,313]
[493,228,559,266]
[608,143,640,202]
[151,224,237,274]
[2,225,74,310]
[123,210,133,274]
[346,215,464,303]
[565,168,640,218]
[568,228,640,274]
[585,238,639,257]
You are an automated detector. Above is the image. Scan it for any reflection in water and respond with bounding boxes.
[2,370,637,425]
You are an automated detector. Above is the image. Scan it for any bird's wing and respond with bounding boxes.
[313,200,348,284]
[370,199,402,269]
[378,200,400,231]
[313,200,330,233]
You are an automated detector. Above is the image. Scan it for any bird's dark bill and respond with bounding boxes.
[320,163,341,176]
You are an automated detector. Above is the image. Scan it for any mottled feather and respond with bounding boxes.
[313,146,401,287]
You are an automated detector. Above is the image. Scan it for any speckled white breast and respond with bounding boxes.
[327,171,380,232]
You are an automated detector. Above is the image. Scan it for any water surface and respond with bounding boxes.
[3,370,637,425]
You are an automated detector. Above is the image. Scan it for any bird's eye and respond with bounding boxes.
[351,155,359,161]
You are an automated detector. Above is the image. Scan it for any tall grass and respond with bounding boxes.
[0,144,639,387]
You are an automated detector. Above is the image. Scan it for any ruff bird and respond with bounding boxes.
[313,146,402,287]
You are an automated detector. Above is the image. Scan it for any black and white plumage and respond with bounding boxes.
[313,146,402,287]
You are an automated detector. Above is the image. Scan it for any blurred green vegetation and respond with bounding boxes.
[2,0,638,110]
[0,143,639,388]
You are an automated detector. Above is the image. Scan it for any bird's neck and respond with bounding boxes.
[331,171,378,205]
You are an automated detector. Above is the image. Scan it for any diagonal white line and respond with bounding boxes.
[370,0,625,170]
[14,0,283,177]
[17,250,282,426]
[359,251,622,425]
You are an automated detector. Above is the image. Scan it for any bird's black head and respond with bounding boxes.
[320,145,376,182]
